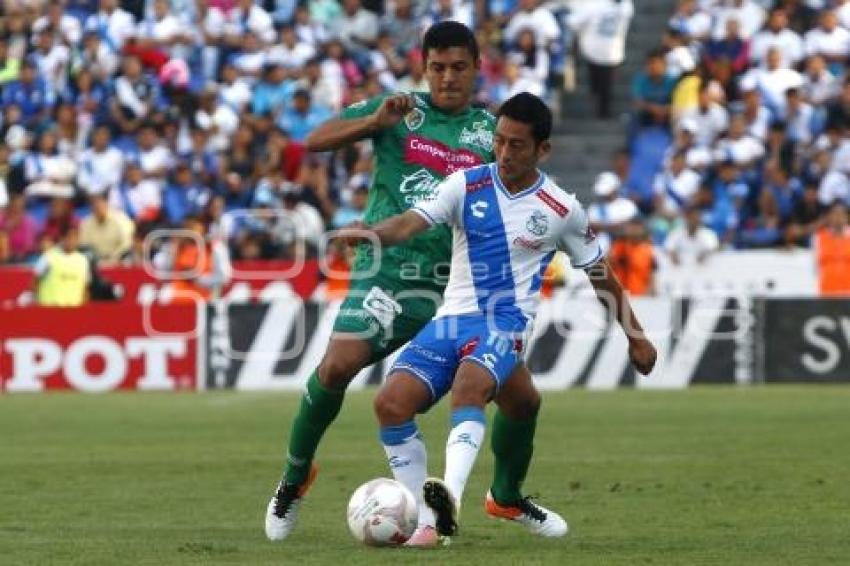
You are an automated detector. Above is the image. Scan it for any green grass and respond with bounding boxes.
[1,387,848,565]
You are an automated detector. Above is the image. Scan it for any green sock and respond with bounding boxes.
[490,410,537,505]
[283,371,345,486]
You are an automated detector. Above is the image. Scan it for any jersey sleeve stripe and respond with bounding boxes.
[412,207,437,225]
[572,247,604,269]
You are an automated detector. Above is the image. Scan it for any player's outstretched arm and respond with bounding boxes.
[305,94,415,152]
[585,258,657,375]
[334,210,430,248]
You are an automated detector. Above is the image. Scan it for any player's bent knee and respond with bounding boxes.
[373,388,417,426]
[317,338,373,390]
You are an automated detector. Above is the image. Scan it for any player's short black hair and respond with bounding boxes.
[496,92,552,145]
[421,21,479,63]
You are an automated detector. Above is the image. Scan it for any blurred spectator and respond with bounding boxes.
[109,55,158,134]
[814,200,850,295]
[31,26,71,95]
[739,79,772,140]
[381,0,418,56]
[781,87,816,145]
[750,7,803,67]
[268,24,316,70]
[785,182,824,247]
[802,54,838,107]
[664,204,719,266]
[78,124,124,196]
[33,225,90,306]
[0,36,21,85]
[397,49,428,94]
[41,197,80,243]
[679,81,729,147]
[332,180,367,228]
[195,84,239,153]
[153,215,231,302]
[710,0,765,42]
[24,130,76,199]
[328,0,379,64]
[609,218,655,296]
[803,9,850,76]
[224,0,275,47]
[778,0,818,35]
[568,0,634,118]
[84,0,136,55]
[587,171,639,253]
[505,0,560,50]
[33,0,83,46]
[79,194,134,262]
[421,0,474,34]
[825,76,850,131]
[742,47,803,116]
[73,30,119,82]
[662,28,697,81]
[163,163,212,226]
[112,160,161,222]
[700,159,748,244]
[669,0,711,41]
[508,29,550,98]
[278,88,332,143]
[632,49,676,129]
[0,194,37,261]
[2,57,55,130]
[252,62,296,117]
[714,112,766,168]
[653,149,701,222]
[276,187,325,254]
[704,18,750,96]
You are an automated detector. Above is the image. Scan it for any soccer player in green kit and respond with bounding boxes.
[265,21,549,542]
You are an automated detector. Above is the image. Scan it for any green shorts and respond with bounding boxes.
[333,248,447,363]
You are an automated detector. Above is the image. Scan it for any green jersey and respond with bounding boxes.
[340,92,496,282]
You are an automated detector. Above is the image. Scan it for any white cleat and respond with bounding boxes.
[484,490,568,537]
[264,465,318,541]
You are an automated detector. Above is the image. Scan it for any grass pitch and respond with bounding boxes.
[1,387,848,565]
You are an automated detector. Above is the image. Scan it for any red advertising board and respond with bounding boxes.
[0,260,321,307]
[0,303,199,392]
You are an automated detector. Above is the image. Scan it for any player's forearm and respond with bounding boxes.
[305,116,378,152]
[586,259,647,343]
[367,211,430,248]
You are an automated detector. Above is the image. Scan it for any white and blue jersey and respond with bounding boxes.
[391,163,602,405]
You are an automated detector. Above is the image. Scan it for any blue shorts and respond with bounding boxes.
[389,314,528,409]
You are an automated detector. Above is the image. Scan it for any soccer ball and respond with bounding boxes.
[346,478,418,546]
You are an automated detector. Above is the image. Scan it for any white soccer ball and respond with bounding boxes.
[346,478,418,546]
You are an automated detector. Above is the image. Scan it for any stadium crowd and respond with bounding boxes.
[0,0,571,275]
[0,0,848,302]
[596,0,850,291]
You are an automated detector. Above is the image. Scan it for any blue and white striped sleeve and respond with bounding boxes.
[412,170,466,228]
[557,201,604,269]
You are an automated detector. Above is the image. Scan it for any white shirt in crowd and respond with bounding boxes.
[664,224,720,266]
[804,25,850,59]
[678,104,730,147]
[587,196,639,253]
[195,104,239,152]
[225,5,275,44]
[33,44,71,95]
[32,13,82,45]
[85,8,136,52]
[750,28,804,66]
[714,134,766,165]
[139,145,174,178]
[744,67,804,113]
[77,146,124,195]
[804,68,838,105]
[710,0,766,41]
[653,168,702,215]
[220,78,253,113]
[568,0,634,66]
[266,42,316,69]
[505,5,561,48]
[110,180,161,219]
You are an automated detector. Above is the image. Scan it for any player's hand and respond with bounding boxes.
[371,94,416,129]
[628,336,657,375]
[332,221,373,247]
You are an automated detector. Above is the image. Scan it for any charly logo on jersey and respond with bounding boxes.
[459,120,494,152]
[399,168,441,204]
[526,210,549,236]
[404,108,425,131]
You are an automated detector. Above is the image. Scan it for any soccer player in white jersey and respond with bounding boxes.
[336,93,657,546]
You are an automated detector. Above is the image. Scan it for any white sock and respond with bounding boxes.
[444,407,487,508]
[381,422,436,528]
